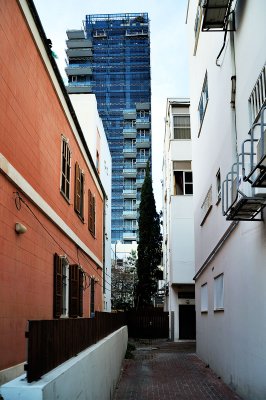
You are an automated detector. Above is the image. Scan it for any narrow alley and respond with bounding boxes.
[113,340,242,400]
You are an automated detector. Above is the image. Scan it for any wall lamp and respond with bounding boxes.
[15,222,27,234]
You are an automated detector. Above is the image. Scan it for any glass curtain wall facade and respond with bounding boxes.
[66,13,151,243]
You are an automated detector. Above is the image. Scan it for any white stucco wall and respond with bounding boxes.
[70,94,112,312]
[1,326,128,400]
[170,196,194,284]
[188,0,266,398]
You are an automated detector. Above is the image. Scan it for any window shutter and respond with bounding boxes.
[79,270,83,317]
[74,162,80,213]
[54,253,63,318]
[88,189,93,233]
[69,264,79,318]
[92,195,96,236]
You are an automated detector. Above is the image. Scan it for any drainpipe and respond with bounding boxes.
[229,15,238,163]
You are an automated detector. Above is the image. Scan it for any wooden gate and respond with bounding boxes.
[126,310,169,338]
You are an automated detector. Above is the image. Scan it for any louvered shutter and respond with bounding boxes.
[53,253,63,318]
[92,195,96,236]
[79,270,83,317]
[74,162,80,213]
[88,189,93,233]
[69,264,79,318]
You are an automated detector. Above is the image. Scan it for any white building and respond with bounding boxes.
[187,1,266,399]
[162,99,195,341]
[70,94,112,312]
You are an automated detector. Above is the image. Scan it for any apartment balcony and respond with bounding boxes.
[123,128,137,139]
[123,189,137,198]
[136,120,151,130]
[123,109,136,120]
[123,210,138,219]
[123,147,137,158]
[65,65,92,76]
[66,48,93,58]
[136,137,151,148]
[122,168,137,177]
[66,39,92,49]
[123,231,137,241]
[136,157,149,168]
[66,30,85,40]
[136,102,151,111]
[66,83,93,94]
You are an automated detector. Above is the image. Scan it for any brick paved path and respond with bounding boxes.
[113,340,242,400]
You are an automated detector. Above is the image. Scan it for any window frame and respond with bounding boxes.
[200,283,208,313]
[88,189,96,237]
[198,72,209,135]
[60,136,71,203]
[74,162,85,220]
[173,169,193,196]
[173,114,191,140]
[53,254,83,318]
[214,273,224,311]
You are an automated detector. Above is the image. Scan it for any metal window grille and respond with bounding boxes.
[249,64,266,123]
[200,185,212,225]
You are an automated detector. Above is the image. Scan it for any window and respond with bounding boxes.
[96,151,100,174]
[198,73,209,129]
[88,189,96,237]
[74,162,85,219]
[173,163,193,195]
[173,115,191,139]
[194,1,203,55]
[201,283,208,312]
[216,169,221,203]
[53,253,83,318]
[60,137,71,201]
[214,274,224,311]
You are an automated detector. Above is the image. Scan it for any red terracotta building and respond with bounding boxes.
[0,0,106,383]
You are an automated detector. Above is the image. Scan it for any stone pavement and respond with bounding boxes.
[113,339,242,400]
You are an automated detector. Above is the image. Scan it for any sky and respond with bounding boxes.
[34,0,190,211]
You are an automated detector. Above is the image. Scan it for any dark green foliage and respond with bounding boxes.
[135,162,162,308]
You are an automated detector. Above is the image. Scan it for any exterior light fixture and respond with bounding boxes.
[15,222,27,234]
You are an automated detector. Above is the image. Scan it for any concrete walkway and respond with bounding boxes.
[113,340,242,400]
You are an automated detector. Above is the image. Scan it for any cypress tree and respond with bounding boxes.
[135,161,162,308]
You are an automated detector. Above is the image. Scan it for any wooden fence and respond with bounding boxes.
[126,310,169,338]
[25,312,126,383]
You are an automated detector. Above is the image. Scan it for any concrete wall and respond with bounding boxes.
[1,326,128,400]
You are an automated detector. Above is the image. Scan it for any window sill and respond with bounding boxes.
[200,205,212,226]
[75,211,85,223]
[214,308,224,313]
[201,310,208,314]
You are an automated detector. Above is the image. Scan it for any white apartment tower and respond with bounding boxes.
[187,1,266,399]
[162,99,195,341]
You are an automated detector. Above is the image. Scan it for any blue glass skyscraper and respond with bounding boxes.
[66,13,151,243]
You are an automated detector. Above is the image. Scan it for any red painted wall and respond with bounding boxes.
[0,0,104,373]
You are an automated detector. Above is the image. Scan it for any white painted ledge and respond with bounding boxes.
[0,326,128,400]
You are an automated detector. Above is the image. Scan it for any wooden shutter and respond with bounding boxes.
[69,264,79,318]
[74,162,81,213]
[79,270,83,317]
[92,195,96,236]
[53,253,63,318]
[88,189,93,233]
